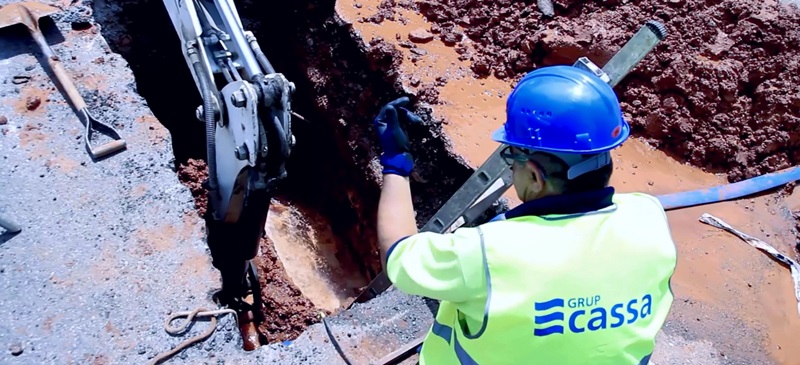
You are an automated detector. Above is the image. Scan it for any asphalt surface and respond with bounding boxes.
[0,1,433,364]
[0,0,235,363]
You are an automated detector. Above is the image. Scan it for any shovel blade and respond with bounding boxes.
[0,2,59,31]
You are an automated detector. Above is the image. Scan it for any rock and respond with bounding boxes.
[520,38,534,54]
[472,58,492,77]
[12,75,30,85]
[0,115,7,125]
[709,30,735,56]
[441,31,463,46]
[537,0,555,16]
[408,28,434,43]
[410,48,428,56]
[9,343,23,356]
[25,96,41,111]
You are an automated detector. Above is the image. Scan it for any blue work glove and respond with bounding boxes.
[374,97,423,177]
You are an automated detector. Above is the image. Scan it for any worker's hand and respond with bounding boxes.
[374,96,423,177]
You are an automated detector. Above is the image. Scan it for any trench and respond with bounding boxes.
[91,0,488,344]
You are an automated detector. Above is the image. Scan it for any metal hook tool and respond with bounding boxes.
[0,2,127,159]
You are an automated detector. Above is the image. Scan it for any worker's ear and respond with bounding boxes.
[526,160,546,193]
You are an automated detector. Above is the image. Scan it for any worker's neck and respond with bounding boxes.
[521,189,559,203]
[507,187,615,219]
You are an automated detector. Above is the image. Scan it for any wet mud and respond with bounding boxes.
[382,0,800,182]
[253,235,321,343]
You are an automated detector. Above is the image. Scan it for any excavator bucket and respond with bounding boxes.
[0,2,59,32]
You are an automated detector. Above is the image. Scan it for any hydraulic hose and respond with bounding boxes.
[247,33,276,75]
[202,80,217,191]
[656,166,800,211]
[188,47,219,192]
[271,113,290,160]
[255,48,276,75]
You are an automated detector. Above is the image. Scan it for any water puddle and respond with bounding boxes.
[265,199,368,312]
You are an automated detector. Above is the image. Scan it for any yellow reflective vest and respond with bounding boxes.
[416,192,677,365]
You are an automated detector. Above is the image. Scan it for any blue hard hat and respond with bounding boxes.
[491,65,630,154]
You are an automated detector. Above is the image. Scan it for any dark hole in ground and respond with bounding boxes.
[91,0,375,343]
[91,0,494,344]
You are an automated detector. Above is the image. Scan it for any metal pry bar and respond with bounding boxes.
[603,20,668,87]
[350,20,669,306]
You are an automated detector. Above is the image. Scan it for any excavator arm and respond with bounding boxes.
[162,0,295,332]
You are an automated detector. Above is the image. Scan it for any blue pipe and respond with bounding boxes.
[655,166,800,211]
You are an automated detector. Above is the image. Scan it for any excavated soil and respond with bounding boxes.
[176,159,209,217]
[381,0,800,182]
[97,0,491,344]
[252,236,320,343]
[176,160,319,342]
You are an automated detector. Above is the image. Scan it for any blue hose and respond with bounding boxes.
[656,166,800,211]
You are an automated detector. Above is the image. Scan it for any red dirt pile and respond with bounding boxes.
[253,236,321,343]
[177,159,209,217]
[176,160,319,343]
[385,0,800,182]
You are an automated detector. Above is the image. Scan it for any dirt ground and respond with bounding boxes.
[336,0,800,364]
[384,0,800,183]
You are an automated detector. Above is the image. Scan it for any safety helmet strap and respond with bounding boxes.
[550,151,612,180]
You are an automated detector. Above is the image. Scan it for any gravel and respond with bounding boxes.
[0,1,434,364]
[0,1,235,363]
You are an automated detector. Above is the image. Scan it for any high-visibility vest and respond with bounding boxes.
[418,192,677,365]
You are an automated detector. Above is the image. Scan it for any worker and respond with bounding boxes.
[372,65,677,364]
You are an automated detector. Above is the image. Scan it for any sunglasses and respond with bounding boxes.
[499,146,548,179]
[499,146,532,165]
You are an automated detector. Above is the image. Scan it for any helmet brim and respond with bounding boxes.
[491,121,631,154]
[490,125,511,146]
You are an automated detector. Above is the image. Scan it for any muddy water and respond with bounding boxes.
[265,199,368,312]
[338,2,800,363]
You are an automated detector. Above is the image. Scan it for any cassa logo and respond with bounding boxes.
[533,295,653,336]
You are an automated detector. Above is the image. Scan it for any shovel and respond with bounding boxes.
[0,2,126,159]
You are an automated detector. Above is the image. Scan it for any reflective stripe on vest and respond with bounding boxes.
[419,193,677,365]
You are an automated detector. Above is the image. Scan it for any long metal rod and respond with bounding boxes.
[350,20,669,307]
[420,151,512,233]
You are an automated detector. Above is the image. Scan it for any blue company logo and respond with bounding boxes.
[533,295,653,336]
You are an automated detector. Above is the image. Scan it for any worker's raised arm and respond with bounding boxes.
[372,96,422,267]
[377,174,417,267]
[372,97,485,303]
